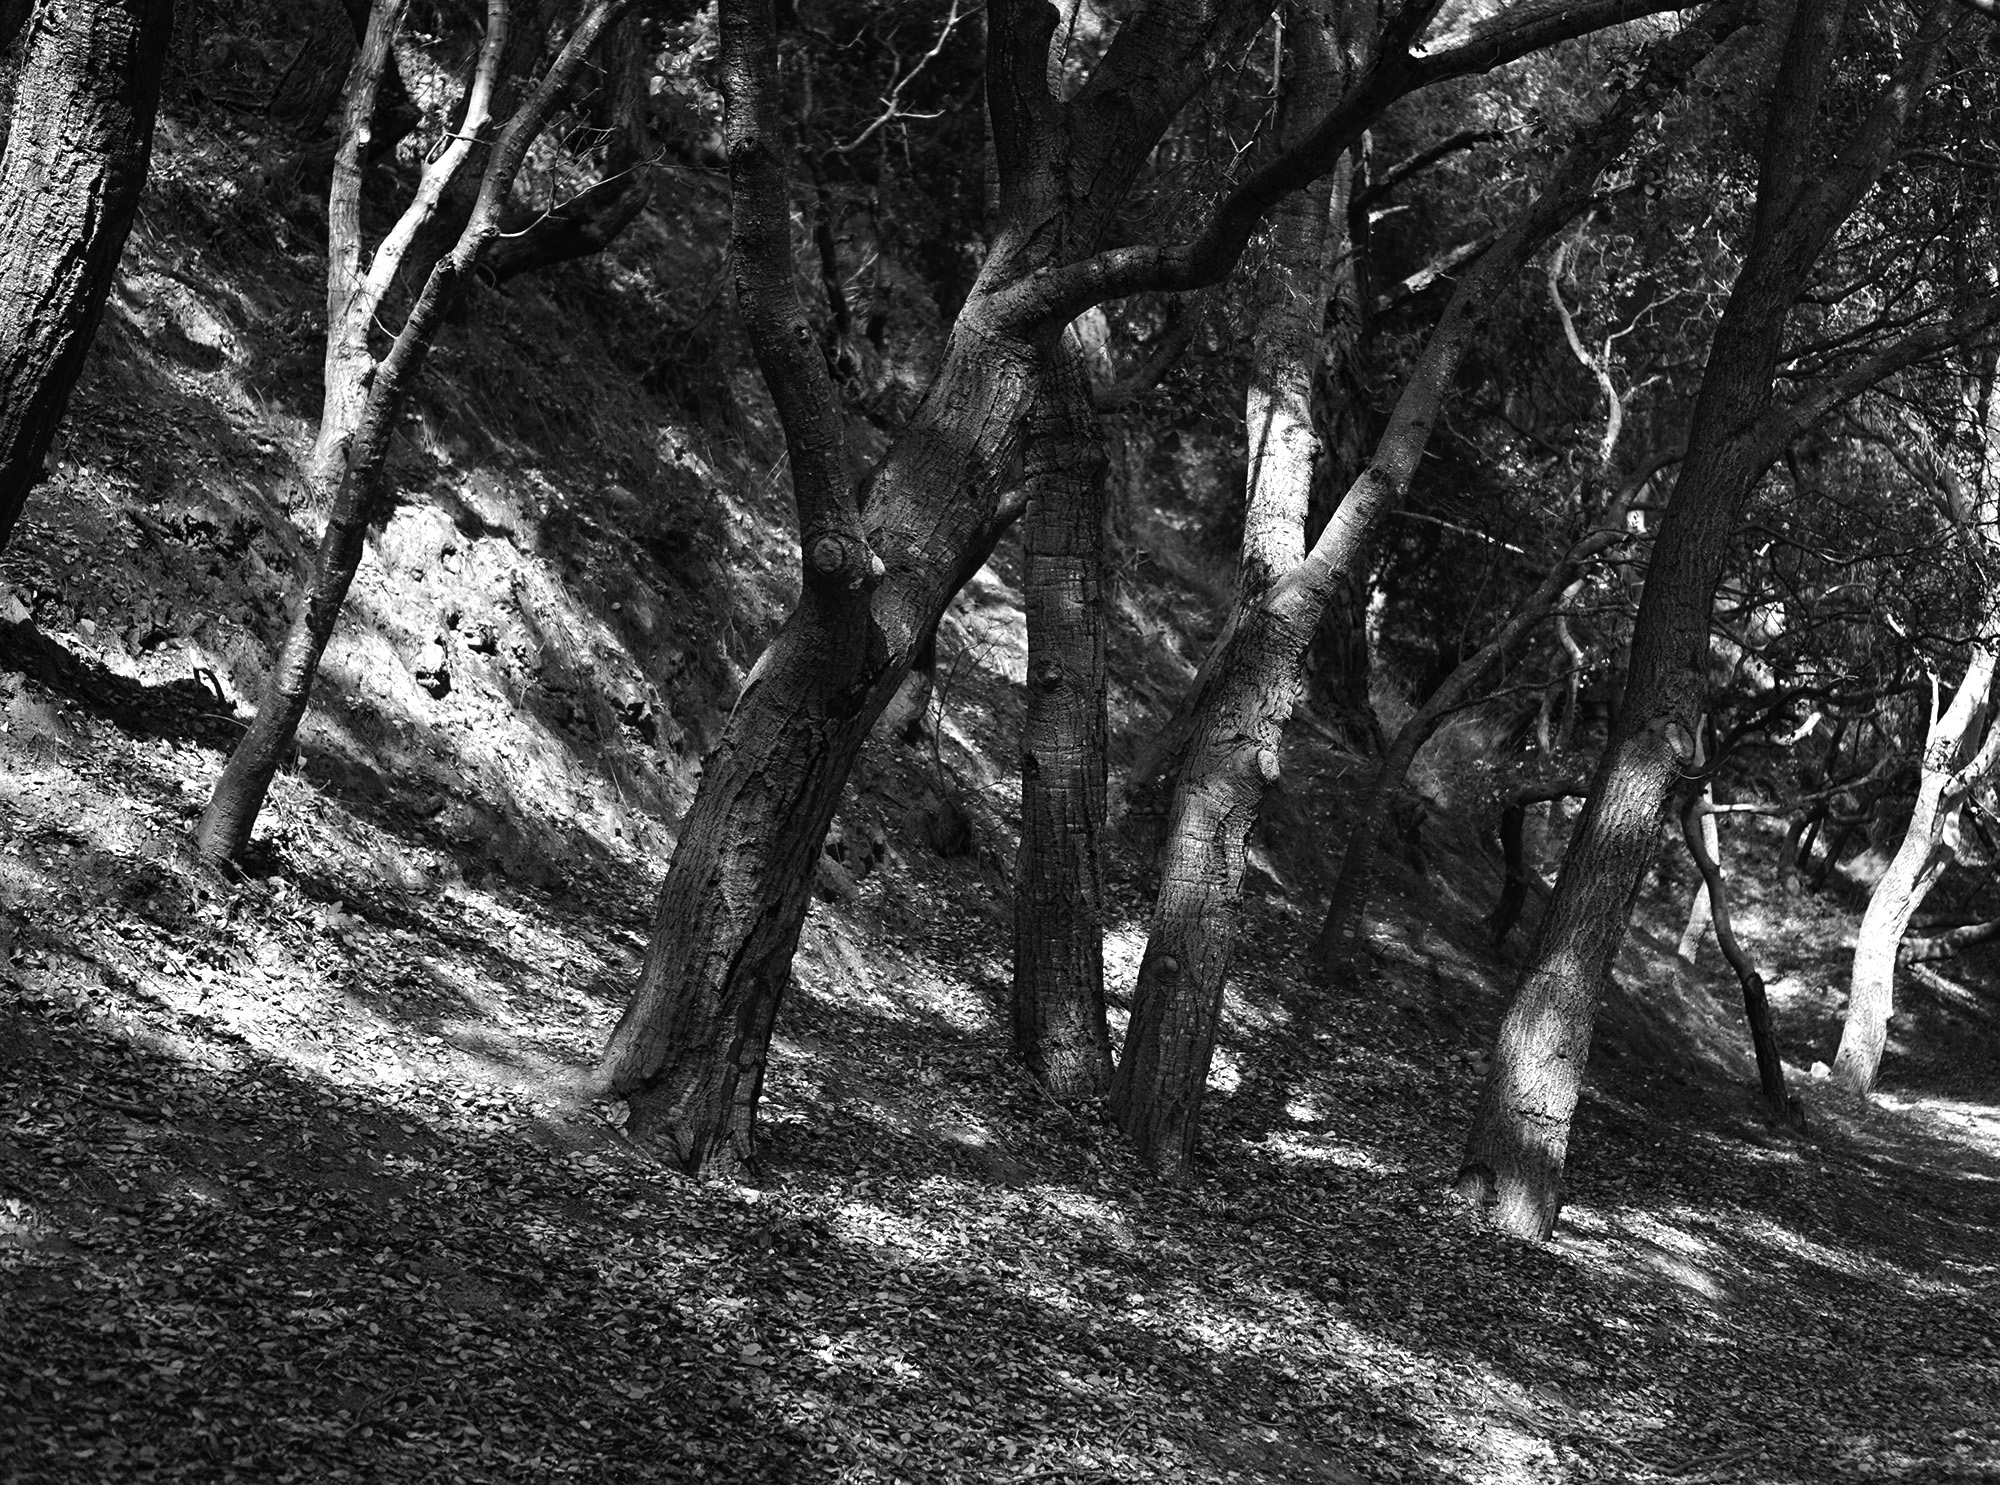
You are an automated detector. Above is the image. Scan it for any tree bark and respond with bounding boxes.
[1312,531,1621,985]
[597,0,1758,1178]
[1110,3,1746,1177]
[1012,333,1113,1098]
[196,0,633,867]
[1835,656,1996,1093]
[0,0,174,552]
[1456,0,1965,1240]
[1680,788,1800,1127]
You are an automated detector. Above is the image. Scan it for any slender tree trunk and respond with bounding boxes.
[1456,0,1961,1239]
[1013,333,1113,1098]
[1673,736,1717,990]
[1312,531,1619,983]
[1485,778,1590,944]
[0,0,174,551]
[197,0,633,867]
[1680,789,1799,1126]
[1112,4,1745,1175]
[1835,649,1996,1093]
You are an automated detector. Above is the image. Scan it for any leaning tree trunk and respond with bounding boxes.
[1680,788,1799,1126]
[1672,732,1718,990]
[0,0,174,552]
[1456,0,1963,1239]
[1111,5,1745,1176]
[1012,333,1114,1099]
[196,0,633,867]
[1312,530,1620,985]
[1834,647,1996,1094]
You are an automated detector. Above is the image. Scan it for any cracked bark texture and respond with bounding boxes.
[1012,333,1113,1099]
[0,0,174,552]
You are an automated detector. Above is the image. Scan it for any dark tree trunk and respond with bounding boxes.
[1013,334,1114,1099]
[1312,532,1619,984]
[1484,778,1591,944]
[1680,789,1801,1127]
[196,0,633,867]
[0,0,174,552]
[1456,0,1963,1239]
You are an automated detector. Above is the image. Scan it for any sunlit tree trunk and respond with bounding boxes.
[0,0,174,552]
[1457,0,1965,1239]
[1112,4,1745,1176]
[196,0,633,867]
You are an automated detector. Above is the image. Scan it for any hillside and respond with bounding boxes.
[2,102,1998,1485]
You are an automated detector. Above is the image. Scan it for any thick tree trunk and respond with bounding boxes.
[597,0,1751,1178]
[1109,0,1350,1174]
[1111,5,1744,1176]
[1013,334,1113,1099]
[1312,531,1619,984]
[197,0,632,867]
[0,0,174,552]
[1834,646,1995,1094]
[1456,0,1961,1239]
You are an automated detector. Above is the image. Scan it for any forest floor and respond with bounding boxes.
[3,517,1999,1483]
[3,112,1998,1485]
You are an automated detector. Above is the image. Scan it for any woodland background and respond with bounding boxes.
[0,0,1997,1480]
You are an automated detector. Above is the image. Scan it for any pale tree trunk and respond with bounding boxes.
[1013,333,1114,1098]
[196,0,634,867]
[0,0,174,551]
[1673,735,1718,991]
[597,0,1756,1177]
[1111,4,1747,1176]
[1836,357,2000,1093]
[1457,0,1970,1239]
[1312,530,1621,985]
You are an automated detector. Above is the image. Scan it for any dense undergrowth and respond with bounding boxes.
[2,96,1998,1485]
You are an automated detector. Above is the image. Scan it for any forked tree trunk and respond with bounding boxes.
[1312,530,1619,985]
[197,0,632,867]
[598,0,1758,1177]
[1834,647,1996,1093]
[0,0,174,551]
[1457,0,1965,1239]
[1013,334,1114,1098]
[1112,5,1745,1176]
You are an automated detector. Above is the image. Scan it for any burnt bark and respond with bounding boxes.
[1012,334,1113,1099]
[196,0,632,868]
[0,0,174,552]
[1456,0,1968,1240]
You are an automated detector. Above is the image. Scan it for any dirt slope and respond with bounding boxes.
[1,113,1997,1485]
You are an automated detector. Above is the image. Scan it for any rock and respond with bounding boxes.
[1810,1061,1832,1080]
[413,637,450,698]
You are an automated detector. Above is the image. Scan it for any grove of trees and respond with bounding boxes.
[5,0,2000,1249]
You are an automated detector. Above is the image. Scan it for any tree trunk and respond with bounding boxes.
[1012,333,1113,1099]
[1680,789,1800,1127]
[1456,0,1961,1239]
[597,0,1749,1178]
[1899,916,2000,964]
[1835,648,1996,1093]
[1312,531,1620,985]
[0,0,174,552]
[1672,739,1717,990]
[1111,4,1745,1176]
[197,0,633,867]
